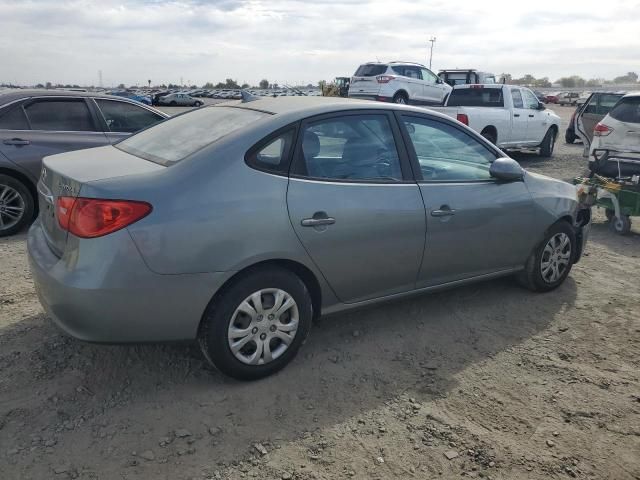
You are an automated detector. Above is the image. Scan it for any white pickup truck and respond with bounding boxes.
[429,84,561,157]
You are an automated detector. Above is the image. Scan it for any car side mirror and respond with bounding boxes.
[490,157,524,181]
[436,78,443,84]
[537,102,546,110]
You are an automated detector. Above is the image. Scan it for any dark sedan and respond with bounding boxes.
[0,90,168,236]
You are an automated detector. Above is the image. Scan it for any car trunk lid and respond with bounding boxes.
[350,64,387,96]
[37,145,164,256]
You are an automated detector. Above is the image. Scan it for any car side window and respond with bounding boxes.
[511,89,524,108]
[598,94,622,115]
[95,99,164,133]
[421,68,438,84]
[246,129,295,174]
[294,114,403,182]
[584,96,598,114]
[402,115,496,182]
[23,99,96,132]
[523,89,539,109]
[0,105,30,130]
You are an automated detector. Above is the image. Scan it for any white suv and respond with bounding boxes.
[348,62,452,105]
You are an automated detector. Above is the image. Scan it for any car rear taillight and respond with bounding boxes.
[456,113,469,126]
[593,123,613,136]
[376,75,395,84]
[56,197,152,238]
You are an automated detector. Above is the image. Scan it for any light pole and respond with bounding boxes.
[429,36,436,70]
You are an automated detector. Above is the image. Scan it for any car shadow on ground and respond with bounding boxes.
[0,274,577,474]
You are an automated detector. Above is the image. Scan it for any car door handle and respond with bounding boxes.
[513,114,520,118]
[301,212,335,227]
[431,206,456,217]
[528,114,535,118]
[301,217,336,227]
[3,138,30,146]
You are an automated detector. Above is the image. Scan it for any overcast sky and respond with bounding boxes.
[1,0,639,87]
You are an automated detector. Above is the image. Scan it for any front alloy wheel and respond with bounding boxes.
[540,233,571,283]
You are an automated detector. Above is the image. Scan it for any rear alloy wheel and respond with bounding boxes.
[0,174,34,237]
[540,128,556,157]
[392,92,408,105]
[199,267,313,380]
[517,221,575,292]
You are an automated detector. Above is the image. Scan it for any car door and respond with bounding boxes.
[92,98,167,143]
[397,113,536,287]
[0,97,109,180]
[508,88,529,145]
[420,67,446,105]
[287,111,426,303]
[522,88,548,143]
[391,65,423,104]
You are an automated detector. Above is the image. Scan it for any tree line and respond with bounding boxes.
[499,72,639,88]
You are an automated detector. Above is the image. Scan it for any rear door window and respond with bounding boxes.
[95,99,165,133]
[354,65,387,77]
[599,94,625,115]
[0,105,30,130]
[294,114,403,182]
[24,99,96,132]
[609,97,640,123]
[511,89,524,108]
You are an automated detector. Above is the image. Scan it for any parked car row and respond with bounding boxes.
[544,91,591,106]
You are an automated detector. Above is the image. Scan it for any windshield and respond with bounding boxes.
[447,87,504,107]
[116,106,268,165]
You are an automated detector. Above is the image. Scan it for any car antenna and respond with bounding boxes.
[240,90,260,103]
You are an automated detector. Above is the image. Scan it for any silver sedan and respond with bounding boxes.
[28,96,591,380]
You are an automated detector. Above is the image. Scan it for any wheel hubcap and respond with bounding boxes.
[0,184,25,231]
[227,288,299,365]
[540,233,571,283]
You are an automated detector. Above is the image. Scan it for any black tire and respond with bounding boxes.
[610,215,631,235]
[198,267,313,380]
[565,130,576,144]
[392,92,408,104]
[481,129,497,145]
[170,101,177,106]
[517,221,576,292]
[0,174,35,237]
[540,128,556,157]
[194,101,203,107]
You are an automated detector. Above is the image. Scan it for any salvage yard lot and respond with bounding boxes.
[1,105,639,480]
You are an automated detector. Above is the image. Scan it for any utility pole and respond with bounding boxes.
[429,36,436,70]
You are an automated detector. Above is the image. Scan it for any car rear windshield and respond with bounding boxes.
[447,87,504,107]
[354,64,387,77]
[116,106,268,165]
[609,97,640,123]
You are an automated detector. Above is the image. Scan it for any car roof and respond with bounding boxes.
[0,89,127,108]
[621,91,640,98]
[214,96,456,121]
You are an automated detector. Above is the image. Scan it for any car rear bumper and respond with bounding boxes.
[28,219,228,343]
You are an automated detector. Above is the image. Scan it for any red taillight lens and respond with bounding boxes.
[56,196,76,231]
[376,75,394,84]
[56,197,152,238]
[456,113,469,126]
[593,123,612,136]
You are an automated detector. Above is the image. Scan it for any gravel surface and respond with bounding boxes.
[1,105,639,480]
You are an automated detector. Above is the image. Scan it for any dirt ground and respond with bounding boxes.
[1,105,639,480]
